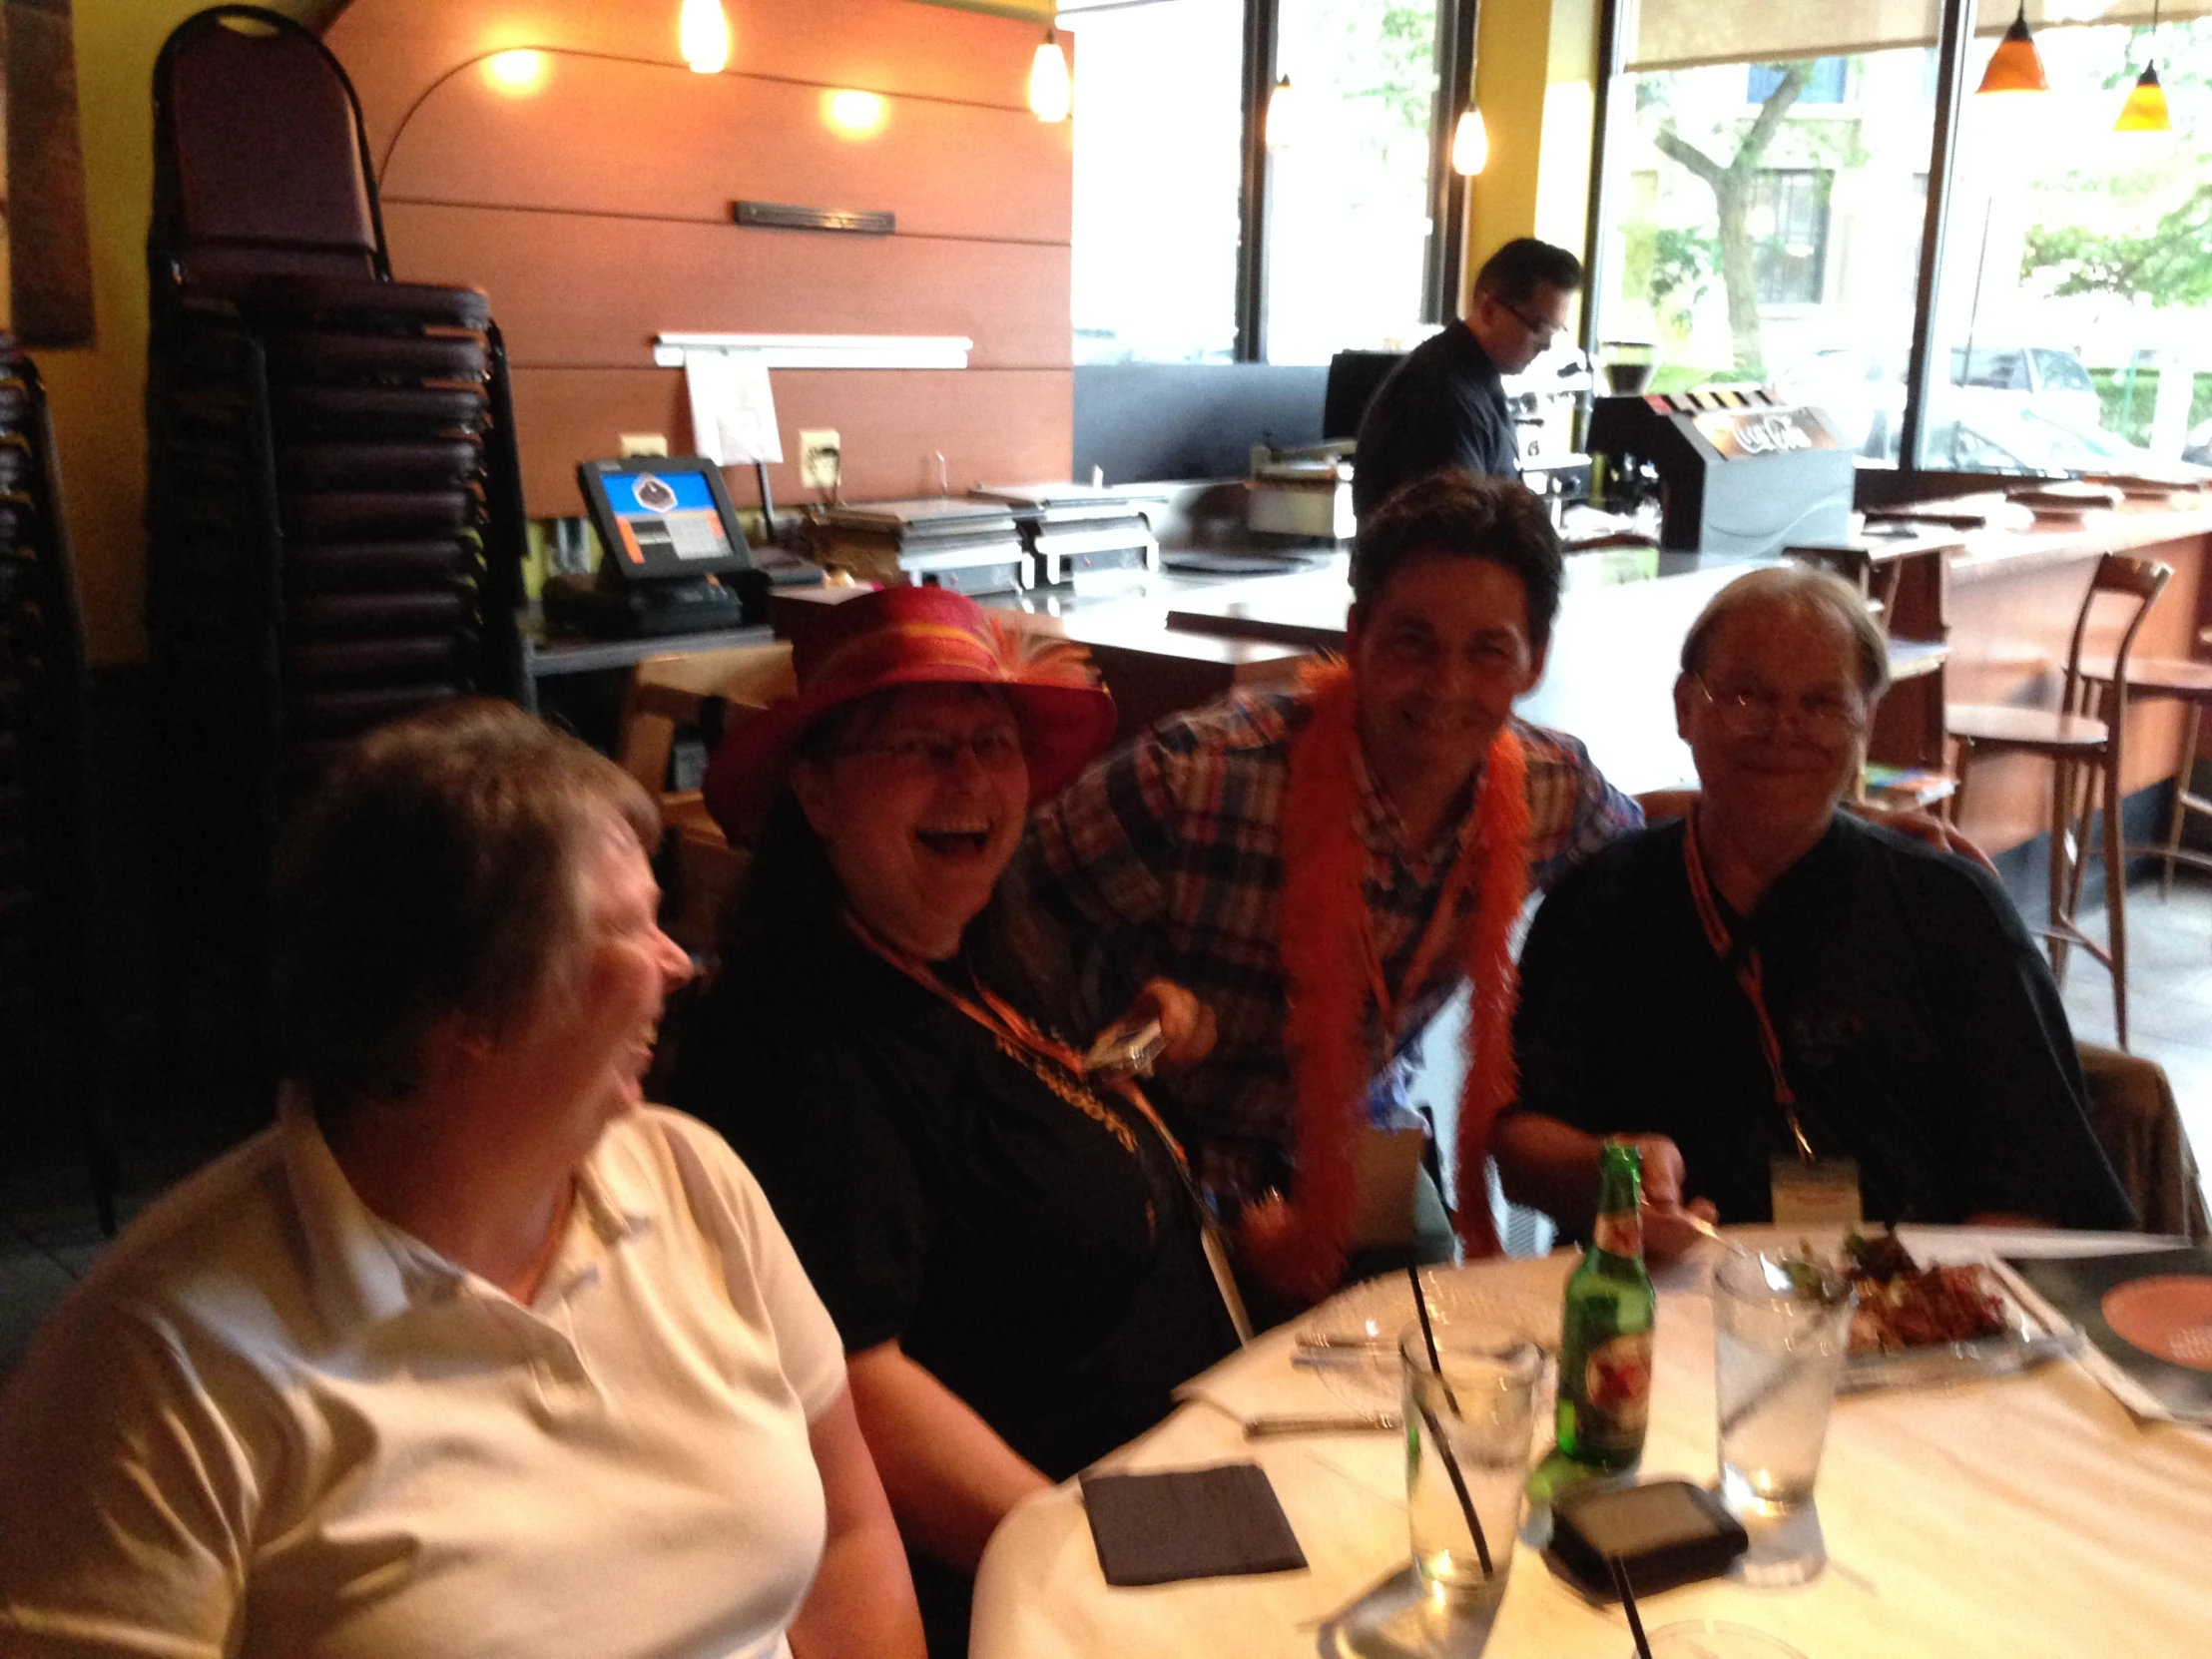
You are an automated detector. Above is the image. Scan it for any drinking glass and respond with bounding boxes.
[1712,1253,1857,1519]
[1399,1325,1542,1613]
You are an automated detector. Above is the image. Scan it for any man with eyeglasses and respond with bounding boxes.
[1351,237,1582,522]
[1495,567,2130,1256]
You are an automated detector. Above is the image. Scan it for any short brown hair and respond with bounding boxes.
[1351,469,1564,647]
[1680,566,1892,701]
[270,700,660,1116]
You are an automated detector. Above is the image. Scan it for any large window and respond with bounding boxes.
[1925,9,2212,472]
[1066,0,1470,364]
[1067,0,1245,364]
[1593,29,1940,464]
[1593,0,2212,475]
[1264,0,1443,362]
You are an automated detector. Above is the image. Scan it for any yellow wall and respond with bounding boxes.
[43,0,332,666]
[1464,0,1598,314]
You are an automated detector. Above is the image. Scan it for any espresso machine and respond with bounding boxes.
[1584,386,1854,557]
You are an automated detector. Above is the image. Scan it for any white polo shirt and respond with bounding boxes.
[0,1101,845,1659]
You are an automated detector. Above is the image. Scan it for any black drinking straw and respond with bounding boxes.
[1407,1263,1493,1577]
[1611,1557,1655,1659]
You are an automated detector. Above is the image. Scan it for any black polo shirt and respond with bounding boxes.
[1352,317,1518,519]
[1509,814,2133,1231]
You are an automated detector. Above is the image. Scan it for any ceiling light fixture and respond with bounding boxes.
[1266,75,1297,150]
[1976,3,2048,95]
[1030,28,1071,123]
[1450,105,1488,176]
[680,0,731,75]
[2115,0,2173,133]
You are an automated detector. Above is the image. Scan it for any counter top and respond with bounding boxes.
[1894,492,2212,580]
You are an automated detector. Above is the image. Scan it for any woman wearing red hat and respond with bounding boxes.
[673,588,1244,1658]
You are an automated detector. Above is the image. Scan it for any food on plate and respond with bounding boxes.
[1838,1231,2010,1354]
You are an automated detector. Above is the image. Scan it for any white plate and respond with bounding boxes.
[1295,1267,1560,1409]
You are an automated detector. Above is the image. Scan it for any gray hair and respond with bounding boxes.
[1680,565,1892,701]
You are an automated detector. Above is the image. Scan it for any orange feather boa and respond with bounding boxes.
[1238,658,1531,1300]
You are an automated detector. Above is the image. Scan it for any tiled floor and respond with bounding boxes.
[6,877,2210,1386]
[2054,870,2212,1176]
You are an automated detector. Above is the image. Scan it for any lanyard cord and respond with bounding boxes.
[1681,810,1817,1166]
[841,912,1192,1177]
[1358,812,1482,1047]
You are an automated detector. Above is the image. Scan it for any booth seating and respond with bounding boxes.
[143,7,526,1039]
[0,345,109,1223]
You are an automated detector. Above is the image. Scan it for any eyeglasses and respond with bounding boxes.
[1504,302,1565,347]
[1694,677,1867,745]
[838,728,1026,777]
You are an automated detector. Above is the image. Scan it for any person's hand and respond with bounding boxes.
[1122,978,1217,1070]
[1622,1133,1719,1264]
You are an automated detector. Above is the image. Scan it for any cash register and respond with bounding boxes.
[1584,387,1854,556]
[546,456,818,638]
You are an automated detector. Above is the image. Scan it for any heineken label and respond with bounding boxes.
[1580,1331,1654,1441]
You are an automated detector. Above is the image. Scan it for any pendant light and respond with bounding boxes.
[1266,75,1297,150]
[1450,105,1489,176]
[679,0,730,75]
[1976,3,2048,95]
[2115,0,2173,133]
[1030,28,1072,123]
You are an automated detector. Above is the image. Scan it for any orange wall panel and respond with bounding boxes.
[380,53,1069,244]
[383,203,1070,372]
[508,366,1072,515]
[327,0,1075,519]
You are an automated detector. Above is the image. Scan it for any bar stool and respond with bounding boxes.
[2077,622,2212,903]
[1947,554,2172,1049]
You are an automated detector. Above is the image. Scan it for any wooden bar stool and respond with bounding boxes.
[2078,622,2212,904]
[1947,554,2172,1049]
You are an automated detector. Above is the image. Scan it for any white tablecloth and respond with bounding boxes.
[970,1229,2212,1659]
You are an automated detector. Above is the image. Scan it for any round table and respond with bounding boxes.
[970,1227,2212,1659]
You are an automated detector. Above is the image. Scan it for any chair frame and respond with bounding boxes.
[1949,553,2171,1049]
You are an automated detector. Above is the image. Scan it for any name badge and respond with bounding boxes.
[1770,1155,1862,1226]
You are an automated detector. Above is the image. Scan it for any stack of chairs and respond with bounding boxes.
[144,6,526,1056]
[0,343,107,1218]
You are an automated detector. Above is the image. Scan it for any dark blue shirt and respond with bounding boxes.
[1353,318,1518,519]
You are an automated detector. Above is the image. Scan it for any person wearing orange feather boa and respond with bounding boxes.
[1017,472,1641,1302]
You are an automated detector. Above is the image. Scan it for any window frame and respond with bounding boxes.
[1226,0,1478,361]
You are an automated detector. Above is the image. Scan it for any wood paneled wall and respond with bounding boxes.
[325,0,1074,515]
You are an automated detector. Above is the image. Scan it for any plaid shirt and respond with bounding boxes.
[1016,681,1639,1184]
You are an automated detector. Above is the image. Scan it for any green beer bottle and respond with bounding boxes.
[1554,1140,1656,1472]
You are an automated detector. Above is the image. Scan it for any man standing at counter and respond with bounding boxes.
[1351,238,1582,519]
[1011,471,1640,1300]
[1495,567,2132,1251]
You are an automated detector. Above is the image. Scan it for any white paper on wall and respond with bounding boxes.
[683,348,784,465]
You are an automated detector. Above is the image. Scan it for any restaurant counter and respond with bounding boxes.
[971,1227,2212,1659]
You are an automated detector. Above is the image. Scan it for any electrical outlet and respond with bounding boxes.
[799,429,841,491]
[619,432,669,457]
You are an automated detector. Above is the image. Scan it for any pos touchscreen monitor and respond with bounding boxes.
[578,456,754,581]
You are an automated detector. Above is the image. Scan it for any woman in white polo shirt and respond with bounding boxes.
[0,703,922,1659]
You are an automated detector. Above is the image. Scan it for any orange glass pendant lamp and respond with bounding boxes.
[1977,3,2048,95]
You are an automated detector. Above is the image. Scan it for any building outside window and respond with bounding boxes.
[1593,12,1940,464]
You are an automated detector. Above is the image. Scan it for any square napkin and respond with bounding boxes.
[1079,1463,1309,1587]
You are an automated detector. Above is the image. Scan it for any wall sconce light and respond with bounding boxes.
[826,88,888,137]
[1030,28,1071,123]
[2115,0,2172,133]
[1450,105,1488,176]
[1266,75,1297,150]
[1975,3,2047,95]
[481,49,550,96]
[681,0,731,75]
